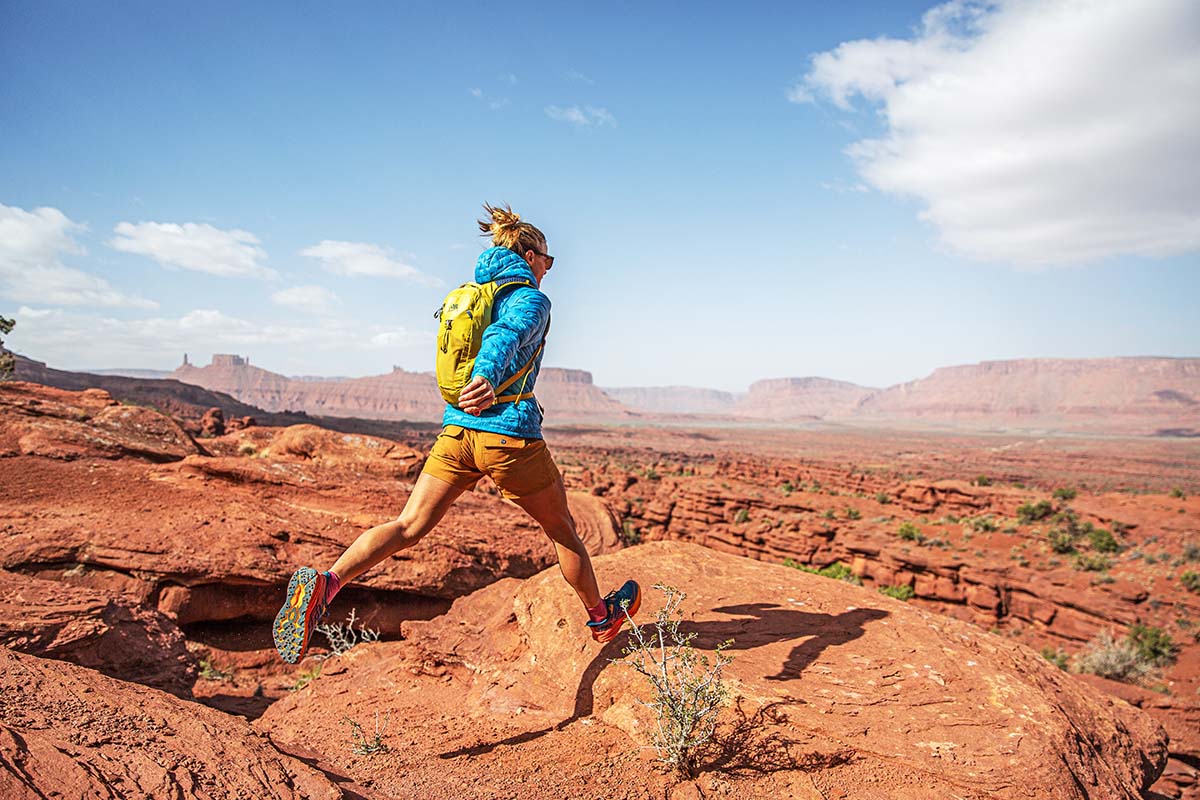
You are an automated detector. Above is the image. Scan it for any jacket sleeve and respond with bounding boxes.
[471,287,551,389]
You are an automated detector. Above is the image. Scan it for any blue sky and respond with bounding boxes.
[2,1,1197,392]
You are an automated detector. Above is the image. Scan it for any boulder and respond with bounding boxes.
[0,646,340,799]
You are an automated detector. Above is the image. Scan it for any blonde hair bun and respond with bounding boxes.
[477,202,546,254]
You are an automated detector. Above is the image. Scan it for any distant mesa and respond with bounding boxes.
[170,354,631,423]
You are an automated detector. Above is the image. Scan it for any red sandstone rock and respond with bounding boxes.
[259,542,1167,799]
[0,381,202,462]
[0,570,196,697]
[199,406,225,437]
[266,423,423,479]
[0,646,340,799]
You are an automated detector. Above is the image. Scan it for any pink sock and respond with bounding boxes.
[323,570,342,605]
[587,599,608,623]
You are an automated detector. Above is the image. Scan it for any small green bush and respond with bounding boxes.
[1052,487,1077,502]
[968,515,998,533]
[1017,500,1054,525]
[844,507,861,520]
[1040,646,1069,670]
[875,491,892,505]
[1182,571,1200,592]
[878,584,914,601]
[897,522,924,542]
[1128,624,1176,667]
[1088,528,1120,554]
[1073,553,1111,572]
[781,481,795,495]
[1048,529,1077,554]
[733,509,750,524]
[0,315,14,381]
[1170,487,1185,499]
[783,559,862,585]
[974,475,992,487]
[621,520,642,546]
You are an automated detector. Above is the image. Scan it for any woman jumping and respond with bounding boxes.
[273,203,640,663]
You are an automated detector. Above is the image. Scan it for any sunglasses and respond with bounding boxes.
[530,248,555,267]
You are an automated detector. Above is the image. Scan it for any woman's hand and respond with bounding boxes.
[458,376,496,416]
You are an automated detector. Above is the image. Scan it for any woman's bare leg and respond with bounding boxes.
[330,472,466,584]
[512,476,603,610]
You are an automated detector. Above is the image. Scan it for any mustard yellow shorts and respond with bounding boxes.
[420,424,561,501]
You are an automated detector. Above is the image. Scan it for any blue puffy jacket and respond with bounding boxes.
[441,246,551,439]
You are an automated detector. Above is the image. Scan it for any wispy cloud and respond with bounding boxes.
[566,69,594,85]
[545,105,616,128]
[300,240,443,287]
[498,72,518,85]
[0,203,157,309]
[791,0,1200,266]
[110,220,276,278]
[469,86,509,111]
[271,284,339,315]
[12,305,423,367]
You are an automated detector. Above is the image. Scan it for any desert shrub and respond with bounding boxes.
[878,584,914,601]
[781,481,795,495]
[968,515,998,533]
[317,608,379,658]
[1073,630,1157,683]
[843,507,861,520]
[0,315,13,380]
[1088,527,1120,554]
[1182,571,1200,593]
[620,520,642,546]
[237,440,258,457]
[1170,487,1185,499]
[198,657,233,682]
[1128,624,1176,667]
[974,475,992,487]
[1040,646,1069,670]
[897,522,924,542]
[1073,553,1111,572]
[345,712,390,755]
[783,559,862,585]
[645,468,661,481]
[291,662,322,692]
[733,508,750,524]
[1052,487,1077,502]
[614,583,733,777]
[875,491,892,505]
[822,509,835,520]
[1047,529,1077,554]
[1017,501,1054,525]
[1182,542,1200,562]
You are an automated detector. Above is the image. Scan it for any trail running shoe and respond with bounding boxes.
[587,580,641,643]
[273,567,328,664]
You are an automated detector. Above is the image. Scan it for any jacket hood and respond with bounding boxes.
[475,246,537,285]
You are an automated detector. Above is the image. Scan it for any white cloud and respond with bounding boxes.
[499,72,518,85]
[545,105,617,127]
[0,203,157,309]
[792,0,1200,266]
[567,70,595,85]
[271,285,339,315]
[469,87,483,98]
[300,240,442,287]
[110,221,276,278]
[11,305,424,368]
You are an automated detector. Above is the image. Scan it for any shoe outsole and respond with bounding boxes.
[592,583,642,643]
[273,567,326,664]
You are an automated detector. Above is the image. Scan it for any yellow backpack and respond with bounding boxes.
[434,279,545,406]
